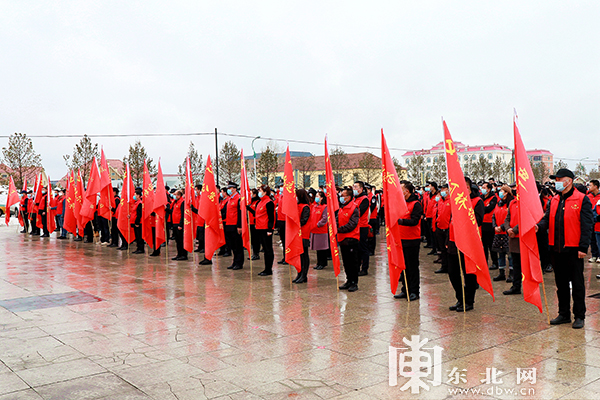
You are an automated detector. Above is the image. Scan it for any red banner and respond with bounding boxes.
[117,165,135,243]
[80,158,101,227]
[142,160,155,247]
[46,178,56,233]
[153,161,168,248]
[240,149,251,255]
[443,121,494,299]
[98,149,115,220]
[183,157,195,253]
[63,171,77,235]
[5,176,20,225]
[75,169,85,233]
[199,156,226,259]
[282,146,302,272]
[324,137,341,277]
[514,112,543,312]
[381,129,408,294]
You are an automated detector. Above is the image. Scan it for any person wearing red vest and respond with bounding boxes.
[593,196,600,277]
[393,181,424,301]
[38,186,50,237]
[434,184,451,274]
[249,185,276,276]
[171,190,187,260]
[248,189,261,261]
[501,191,523,295]
[448,177,485,312]
[481,182,499,270]
[276,186,288,265]
[310,191,329,270]
[108,187,121,247]
[217,187,232,257]
[587,179,600,262]
[131,187,145,254]
[337,188,360,292]
[424,181,439,256]
[19,190,30,234]
[366,184,379,255]
[538,169,593,329]
[223,182,244,270]
[491,185,513,282]
[292,189,312,284]
[353,181,371,276]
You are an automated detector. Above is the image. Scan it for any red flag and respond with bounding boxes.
[33,173,42,216]
[240,150,251,255]
[282,146,303,272]
[153,161,168,248]
[117,165,135,243]
[443,121,494,299]
[142,160,155,246]
[324,137,342,277]
[514,111,544,312]
[5,176,20,225]
[381,130,408,294]
[80,157,101,227]
[183,157,195,253]
[74,170,85,233]
[199,156,226,259]
[98,149,115,220]
[46,178,56,233]
[64,171,77,234]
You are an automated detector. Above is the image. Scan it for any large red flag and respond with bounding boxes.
[46,178,56,233]
[282,146,303,273]
[5,176,20,226]
[240,150,251,255]
[63,171,77,234]
[324,137,341,277]
[381,130,408,294]
[199,156,226,259]
[183,157,195,253]
[142,160,155,247]
[32,173,42,218]
[80,157,101,227]
[514,111,544,312]
[117,165,135,243]
[443,121,494,299]
[152,161,168,247]
[74,169,85,233]
[98,149,115,220]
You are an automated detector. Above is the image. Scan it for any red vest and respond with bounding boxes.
[277,193,285,221]
[248,199,257,225]
[494,202,508,235]
[354,195,369,228]
[549,190,585,247]
[337,202,360,242]
[310,203,327,234]
[425,193,436,219]
[399,199,421,240]
[508,200,520,238]
[595,203,600,233]
[172,198,183,224]
[436,198,451,230]
[131,200,141,223]
[225,193,239,226]
[298,204,310,240]
[483,196,495,223]
[255,197,272,230]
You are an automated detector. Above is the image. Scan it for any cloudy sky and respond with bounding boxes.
[1,1,598,179]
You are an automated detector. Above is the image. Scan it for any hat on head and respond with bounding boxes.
[549,168,575,180]
[21,190,27,194]
[226,181,238,189]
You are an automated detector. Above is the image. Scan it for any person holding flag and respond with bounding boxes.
[19,189,30,233]
[108,187,121,247]
[336,187,361,292]
[131,187,144,254]
[38,184,50,237]
[223,181,244,270]
[537,168,593,329]
[293,189,312,283]
[171,190,187,260]
[249,185,276,276]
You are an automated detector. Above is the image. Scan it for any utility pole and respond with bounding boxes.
[215,128,219,186]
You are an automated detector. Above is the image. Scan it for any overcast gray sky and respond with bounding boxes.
[1,1,599,179]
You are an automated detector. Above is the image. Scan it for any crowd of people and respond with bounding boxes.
[12,169,599,328]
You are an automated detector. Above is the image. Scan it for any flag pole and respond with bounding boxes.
[457,249,467,313]
[404,272,411,303]
[164,218,169,264]
[540,264,551,324]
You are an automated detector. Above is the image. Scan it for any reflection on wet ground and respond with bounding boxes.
[1,226,600,399]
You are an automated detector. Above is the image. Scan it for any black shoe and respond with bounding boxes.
[292,274,303,283]
[506,275,514,283]
[149,251,160,257]
[550,315,571,325]
[117,246,127,250]
[74,237,83,242]
[358,270,368,276]
[427,250,437,255]
[251,255,260,261]
[258,270,272,276]
[347,284,358,292]
[281,261,289,265]
[339,281,352,290]
[132,250,144,254]
[57,236,67,240]
[194,248,202,253]
[107,243,118,247]
[503,287,521,295]
[369,252,375,256]
[449,302,462,311]
[433,259,442,264]
[227,264,235,269]
[493,272,506,281]
[232,265,243,270]
[315,265,325,270]
[456,304,473,312]
[41,234,49,237]
[434,268,448,274]
[394,292,407,299]
[545,265,554,273]
[294,276,307,284]
[172,256,187,261]
[277,259,286,265]
[84,240,93,243]
[409,293,419,301]
[222,252,231,257]
[424,244,432,249]
[20,230,26,233]
[199,258,212,265]
[572,318,585,329]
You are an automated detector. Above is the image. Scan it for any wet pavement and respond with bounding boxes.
[1,225,600,399]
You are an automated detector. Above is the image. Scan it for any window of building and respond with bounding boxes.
[488,153,492,159]
[334,173,342,186]
[303,175,311,188]
[318,174,325,187]
[261,176,268,185]
[427,157,431,163]
[275,176,283,186]
[464,155,469,161]
[533,156,541,161]
[353,173,359,182]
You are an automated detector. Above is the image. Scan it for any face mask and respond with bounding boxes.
[425,187,430,192]
[28,194,32,199]
[498,191,505,199]
[339,196,346,205]
[323,188,327,194]
[555,181,565,192]
[133,195,138,201]
[42,190,46,195]
[258,192,264,198]
[440,191,447,198]
[315,197,321,204]
[481,189,488,195]
[220,193,224,198]
[435,196,440,202]
[492,188,496,192]
[227,188,232,196]
[171,194,176,199]
[353,189,359,196]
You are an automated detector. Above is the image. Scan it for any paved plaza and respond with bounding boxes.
[1,225,600,399]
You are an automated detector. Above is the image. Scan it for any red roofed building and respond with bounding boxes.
[526,149,554,174]
[403,142,515,167]
[57,159,125,188]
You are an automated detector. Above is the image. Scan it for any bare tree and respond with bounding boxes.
[257,145,279,187]
[406,155,426,185]
[329,146,349,186]
[1,132,42,188]
[296,154,315,188]
[554,160,569,172]
[218,141,241,186]
[178,141,204,187]
[430,155,447,184]
[357,152,380,184]
[123,140,156,187]
[64,134,99,186]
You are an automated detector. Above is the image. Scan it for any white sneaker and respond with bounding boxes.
[589,257,597,263]
[596,258,600,263]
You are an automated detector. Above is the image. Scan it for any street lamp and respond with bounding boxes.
[251,136,261,188]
